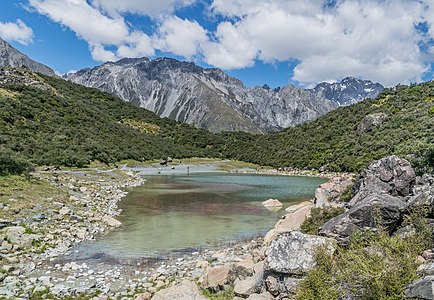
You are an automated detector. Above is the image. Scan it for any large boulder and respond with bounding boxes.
[151,281,206,300]
[264,201,313,244]
[349,156,415,207]
[265,231,336,275]
[405,276,434,300]
[314,177,354,207]
[320,193,407,244]
[356,113,388,136]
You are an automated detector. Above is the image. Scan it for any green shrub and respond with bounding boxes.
[301,206,345,235]
[297,210,434,300]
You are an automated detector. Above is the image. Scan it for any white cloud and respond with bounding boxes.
[27,0,434,86]
[202,21,257,69]
[0,19,34,45]
[29,0,129,45]
[89,43,117,62]
[156,16,208,58]
[91,0,196,18]
[116,31,155,58]
[206,0,429,86]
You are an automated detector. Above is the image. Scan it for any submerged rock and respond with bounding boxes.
[262,199,283,210]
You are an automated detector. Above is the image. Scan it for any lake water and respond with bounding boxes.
[69,173,326,260]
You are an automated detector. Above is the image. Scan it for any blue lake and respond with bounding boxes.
[71,173,326,259]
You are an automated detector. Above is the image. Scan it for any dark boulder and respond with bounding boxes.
[349,155,416,207]
[320,193,407,244]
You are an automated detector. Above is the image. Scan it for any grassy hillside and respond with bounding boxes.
[0,68,220,174]
[219,82,434,174]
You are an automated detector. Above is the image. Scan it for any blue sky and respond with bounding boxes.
[0,0,434,88]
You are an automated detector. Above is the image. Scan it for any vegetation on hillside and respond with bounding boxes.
[219,82,434,174]
[0,71,221,172]
[1,68,434,175]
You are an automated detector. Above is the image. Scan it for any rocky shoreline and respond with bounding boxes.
[0,165,338,299]
[4,158,429,300]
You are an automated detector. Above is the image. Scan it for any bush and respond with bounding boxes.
[301,206,345,235]
[0,148,33,175]
[297,210,434,300]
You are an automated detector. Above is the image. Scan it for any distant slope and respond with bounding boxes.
[0,38,56,77]
[0,68,219,168]
[66,57,383,133]
[219,81,434,173]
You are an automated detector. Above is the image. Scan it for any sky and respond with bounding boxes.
[0,0,434,88]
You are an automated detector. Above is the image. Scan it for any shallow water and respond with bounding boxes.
[70,173,326,259]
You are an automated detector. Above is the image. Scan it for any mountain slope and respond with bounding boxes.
[66,57,383,133]
[0,67,219,169]
[219,81,434,173]
[0,38,56,77]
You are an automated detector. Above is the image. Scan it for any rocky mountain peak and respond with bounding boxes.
[66,56,384,133]
[0,37,56,77]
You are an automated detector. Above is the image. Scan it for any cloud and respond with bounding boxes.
[89,43,117,62]
[29,0,129,45]
[156,16,208,58]
[206,0,429,86]
[27,0,434,86]
[0,19,34,45]
[92,0,196,18]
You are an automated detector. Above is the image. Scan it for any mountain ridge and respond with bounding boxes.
[66,57,384,133]
[0,37,56,77]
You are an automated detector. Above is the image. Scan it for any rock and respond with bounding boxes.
[419,263,434,276]
[356,112,388,136]
[59,207,72,215]
[408,175,434,208]
[234,275,261,297]
[262,199,283,208]
[320,193,407,244]
[349,156,415,206]
[283,277,302,296]
[151,281,206,300]
[273,202,313,233]
[102,216,122,227]
[135,292,152,300]
[246,292,274,300]
[201,265,230,291]
[405,276,434,299]
[5,226,25,244]
[314,177,353,207]
[265,275,280,296]
[265,231,336,275]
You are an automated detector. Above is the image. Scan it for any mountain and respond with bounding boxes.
[219,81,434,174]
[0,67,219,171]
[0,37,56,77]
[65,57,383,133]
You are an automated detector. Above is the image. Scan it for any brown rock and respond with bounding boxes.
[201,265,230,291]
[151,281,206,300]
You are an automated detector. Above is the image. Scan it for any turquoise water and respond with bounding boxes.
[70,173,325,259]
